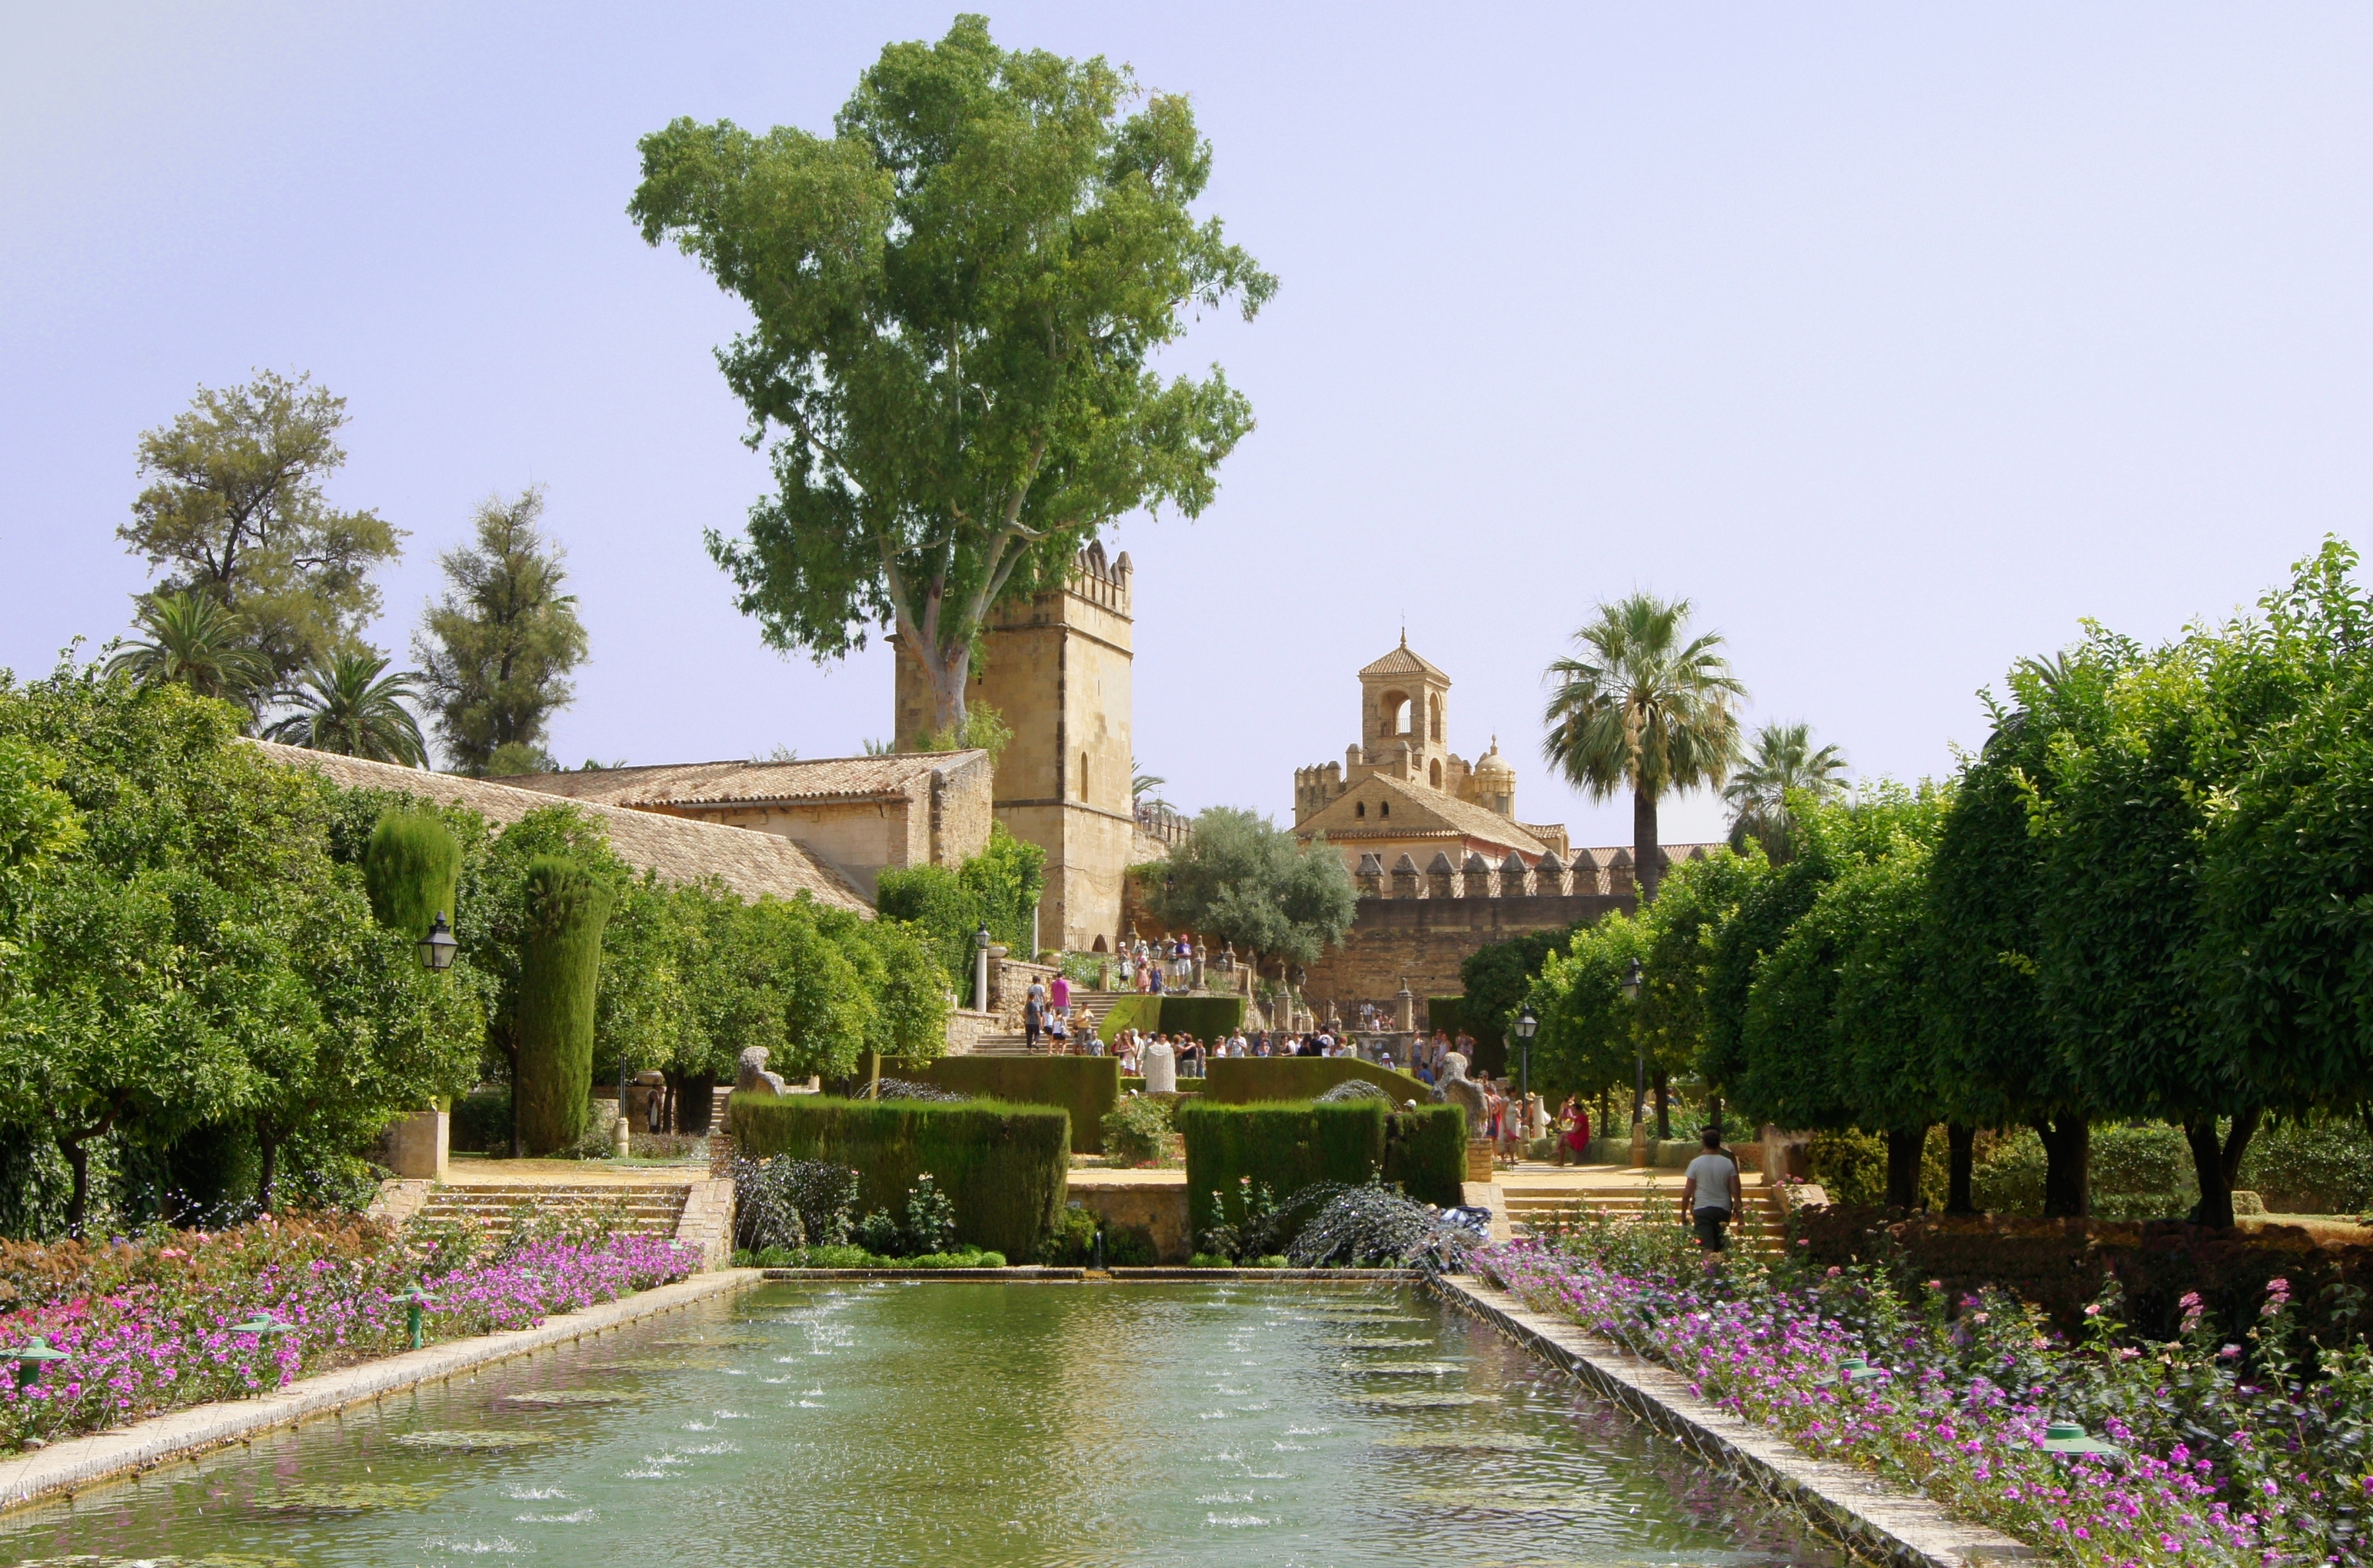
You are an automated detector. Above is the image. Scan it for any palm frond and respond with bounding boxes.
[264,650,429,767]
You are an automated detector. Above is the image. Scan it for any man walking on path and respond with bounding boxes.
[1681,1128,1743,1251]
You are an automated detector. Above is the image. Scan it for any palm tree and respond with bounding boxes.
[1541,593,1745,903]
[264,650,429,766]
[105,591,272,709]
[1724,720,1847,864]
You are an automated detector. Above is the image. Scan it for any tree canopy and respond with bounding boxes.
[414,487,590,776]
[119,371,401,686]
[628,15,1274,732]
[1135,807,1356,967]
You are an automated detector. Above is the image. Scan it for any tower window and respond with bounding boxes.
[1430,759,1443,789]
[1355,801,1366,819]
[1079,751,1089,800]
[1380,801,1390,818]
[1430,695,1443,742]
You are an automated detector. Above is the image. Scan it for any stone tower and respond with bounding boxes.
[1358,633,1454,791]
[892,543,1135,953]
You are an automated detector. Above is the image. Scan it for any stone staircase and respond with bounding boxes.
[410,1183,690,1240]
[1500,1184,1788,1254]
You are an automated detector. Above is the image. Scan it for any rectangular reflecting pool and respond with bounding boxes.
[2,1281,1840,1567]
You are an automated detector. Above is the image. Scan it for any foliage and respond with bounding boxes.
[513,855,614,1154]
[1526,911,1650,1103]
[1382,1104,1469,1207]
[1723,719,1847,863]
[263,649,430,766]
[925,1055,1119,1154]
[0,1215,695,1449]
[1100,1093,1174,1167]
[1456,926,1575,1063]
[450,1087,510,1155]
[1177,1099,1392,1247]
[2236,1116,2373,1215]
[737,1242,1007,1269]
[728,1093,1069,1259]
[414,486,590,776]
[1147,995,1245,1041]
[630,15,1275,732]
[104,590,273,712]
[1541,592,1746,902]
[118,370,402,686]
[362,808,461,939]
[1139,807,1356,966]
[1971,1125,2200,1220]
[877,821,1046,986]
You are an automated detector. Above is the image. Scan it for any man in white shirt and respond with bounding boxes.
[1680,1128,1743,1252]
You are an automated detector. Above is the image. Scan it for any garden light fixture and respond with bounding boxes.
[975,924,992,950]
[1514,1005,1538,1130]
[228,1314,291,1339]
[2039,1421,2120,1457]
[1837,1357,1886,1386]
[3,1336,68,1386]
[1621,957,1642,1001]
[418,911,458,972]
[399,1284,432,1350]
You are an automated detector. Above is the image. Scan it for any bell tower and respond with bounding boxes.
[1355,633,1453,788]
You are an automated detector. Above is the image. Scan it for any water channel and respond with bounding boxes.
[2,1281,1839,1567]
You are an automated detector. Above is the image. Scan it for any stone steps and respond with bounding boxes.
[411,1184,689,1238]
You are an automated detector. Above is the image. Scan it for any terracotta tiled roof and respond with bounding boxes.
[495,751,985,809]
[1308,774,1549,857]
[1356,636,1450,683]
[245,741,873,913]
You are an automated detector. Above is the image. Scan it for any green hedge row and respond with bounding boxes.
[918,1055,1120,1154]
[729,1095,1069,1260]
[1087,995,1246,1040]
[1425,995,1463,1037]
[1201,1056,1429,1104]
[1175,1099,1467,1244]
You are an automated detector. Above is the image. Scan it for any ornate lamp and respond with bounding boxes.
[418,911,458,972]
[1513,1005,1539,1135]
[1622,957,1646,1150]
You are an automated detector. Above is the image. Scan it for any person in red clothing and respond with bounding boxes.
[1559,1095,1592,1166]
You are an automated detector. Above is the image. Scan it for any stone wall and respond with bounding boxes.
[1300,892,1632,1014]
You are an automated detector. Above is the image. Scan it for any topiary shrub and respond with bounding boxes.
[1157,995,1245,1041]
[1383,1104,1467,1208]
[730,1095,1068,1260]
[2240,1119,2373,1215]
[920,1055,1120,1153]
[1178,1100,1389,1249]
[363,808,461,939]
[513,856,614,1155]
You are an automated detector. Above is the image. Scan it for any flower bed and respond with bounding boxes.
[1484,1221,2373,1567]
[1,1215,698,1450]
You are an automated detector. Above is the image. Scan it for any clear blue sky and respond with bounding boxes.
[7,4,2369,849]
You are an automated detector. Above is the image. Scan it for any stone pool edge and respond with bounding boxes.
[1430,1274,2041,1568]
[0,1266,764,1518]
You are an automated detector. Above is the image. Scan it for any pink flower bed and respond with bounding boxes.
[1485,1237,2371,1567]
[1,1220,698,1449]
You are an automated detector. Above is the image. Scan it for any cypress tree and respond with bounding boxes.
[362,808,461,938]
[514,855,613,1154]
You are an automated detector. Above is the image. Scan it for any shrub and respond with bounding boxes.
[1973,1124,2201,1219]
[451,1088,510,1154]
[1201,1057,1428,1105]
[729,1095,1069,1260]
[921,1055,1120,1154]
[1158,995,1245,1041]
[732,1154,861,1252]
[363,808,461,940]
[1189,1252,1231,1268]
[515,856,615,1155]
[2240,1117,2373,1214]
[1101,1095,1175,1167]
[1178,1100,1390,1247]
[1383,1104,1467,1208]
[1105,1224,1155,1266]
[1036,1201,1099,1265]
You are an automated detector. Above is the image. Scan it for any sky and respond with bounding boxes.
[7,3,2371,850]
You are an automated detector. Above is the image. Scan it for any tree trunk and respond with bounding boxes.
[1652,1070,1670,1140]
[1946,1124,1977,1214]
[504,1039,523,1158]
[2035,1116,2091,1218]
[1634,787,1662,904]
[2184,1107,2263,1230]
[1708,1093,1725,1144]
[1885,1126,1929,1210]
[256,1133,279,1215]
[897,614,976,741]
[63,1140,90,1240]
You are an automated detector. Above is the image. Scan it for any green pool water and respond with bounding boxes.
[2,1281,1838,1567]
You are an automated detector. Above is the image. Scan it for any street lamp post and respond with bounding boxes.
[973,924,993,1013]
[1513,1005,1538,1142]
[417,911,458,972]
[1621,956,1645,1166]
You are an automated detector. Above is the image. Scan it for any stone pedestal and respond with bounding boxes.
[1630,1121,1649,1170]
[386,1109,448,1181]
[1143,1040,1177,1094]
[1394,987,1415,1032]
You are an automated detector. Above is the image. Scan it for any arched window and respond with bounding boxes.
[1380,801,1391,819]
[1379,689,1412,737]
[1430,759,1444,789]
[1430,695,1443,742]
[1355,801,1366,819]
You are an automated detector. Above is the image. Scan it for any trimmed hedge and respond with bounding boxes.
[729,1095,1069,1260]
[1157,995,1246,1040]
[1203,1057,1430,1105]
[1088,995,1246,1041]
[1425,995,1462,1037]
[1383,1103,1467,1207]
[1177,1099,1467,1245]
[919,1055,1121,1154]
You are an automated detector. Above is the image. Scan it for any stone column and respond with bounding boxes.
[1394,984,1416,1032]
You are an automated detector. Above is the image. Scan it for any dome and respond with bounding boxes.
[1472,736,1515,781]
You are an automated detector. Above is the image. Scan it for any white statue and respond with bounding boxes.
[737,1046,788,1098]
[1143,1037,1177,1094]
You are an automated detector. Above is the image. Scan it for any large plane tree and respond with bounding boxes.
[630,16,1274,733]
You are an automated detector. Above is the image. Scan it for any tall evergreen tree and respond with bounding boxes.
[119,371,401,685]
[414,488,589,775]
